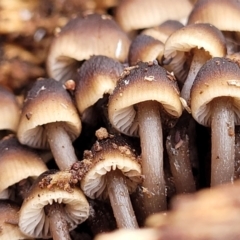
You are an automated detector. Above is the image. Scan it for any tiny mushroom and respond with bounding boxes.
[108,62,182,218]
[75,55,124,125]
[17,78,81,170]
[0,86,20,138]
[163,23,226,103]
[128,34,164,66]
[19,170,89,239]
[141,20,184,44]
[188,0,240,54]
[70,128,142,229]
[0,135,47,200]
[115,0,192,34]
[191,57,240,186]
[47,13,130,83]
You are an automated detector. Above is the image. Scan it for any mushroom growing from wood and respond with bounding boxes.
[191,57,240,186]
[108,62,182,218]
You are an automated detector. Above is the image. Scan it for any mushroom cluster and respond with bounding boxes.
[2,0,240,239]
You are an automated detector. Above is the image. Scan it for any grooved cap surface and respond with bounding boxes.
[191,57,240,126]
[17,78,81,149]
[108,62,182,136]
[47,14,130,83]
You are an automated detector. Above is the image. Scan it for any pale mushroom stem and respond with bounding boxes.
[137,100,166,217]
[166,134,196,194]
[106,169,139,229]
[44,122,78,170]
[181,48,209,104]
[211,97,235,186]
[45,202,71,240]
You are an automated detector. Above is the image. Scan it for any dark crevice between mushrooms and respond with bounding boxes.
[166,112,196,194]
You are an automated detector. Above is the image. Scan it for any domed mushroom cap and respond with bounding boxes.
[0,136,47,197]
[191,57,240,126]
[75,55,124,116]
[19,170,89,239]
[188,0,240,32]
[0,86,20,133]
[163,23,226,79]
[141,20,184,44]
[17,78,81,149]
[108,62,182,137]
[128,35,164,66]
[0,200,28,239]
[47,14,130,83]
[75,135,142,199]
[115,0,192,32]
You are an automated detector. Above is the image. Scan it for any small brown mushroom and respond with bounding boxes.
[108,62,182,218]
[141,20,184,44]
[128,35,164,66]
[47,13,130,83]
[75,55,124,126]
[0,86,20,138]
[163,23,226,102]
[0,135,47,201]
[115,0,192,34]
[188,0,240,54]
[71,130,142,229]
[191,57,240,186]
[19,170,89,239]
[17,78,81,170]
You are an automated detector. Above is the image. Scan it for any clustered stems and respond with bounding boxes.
[44,122,78,170]
[45,202,72,240]
[181,48,209,104]
[166,133,196,194]
[106,169,139,229]
[137,101,166,218]
[211,97,235,186]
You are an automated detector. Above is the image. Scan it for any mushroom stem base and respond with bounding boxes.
[44,122,78,170]
[106,169,138,229]
[181,48,209,104]
[45,202,71,240]
[137,100,166,218]
[211,97,235,186]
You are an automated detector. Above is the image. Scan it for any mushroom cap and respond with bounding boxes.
[128,35,164,66]
[188,0,240,32]
[47,13,130,83]
[191,57,240,126]
[75,55,124,116]
[115,0,192,32]
[0,200,28,239]
[141,20,184,43]
[19,170,89,239]
[0,86,20,133]
[0,136,47,197]
[78,135,142,199]
[108,62,182,137]
[163,23,226,80]
[17,78,81,149]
